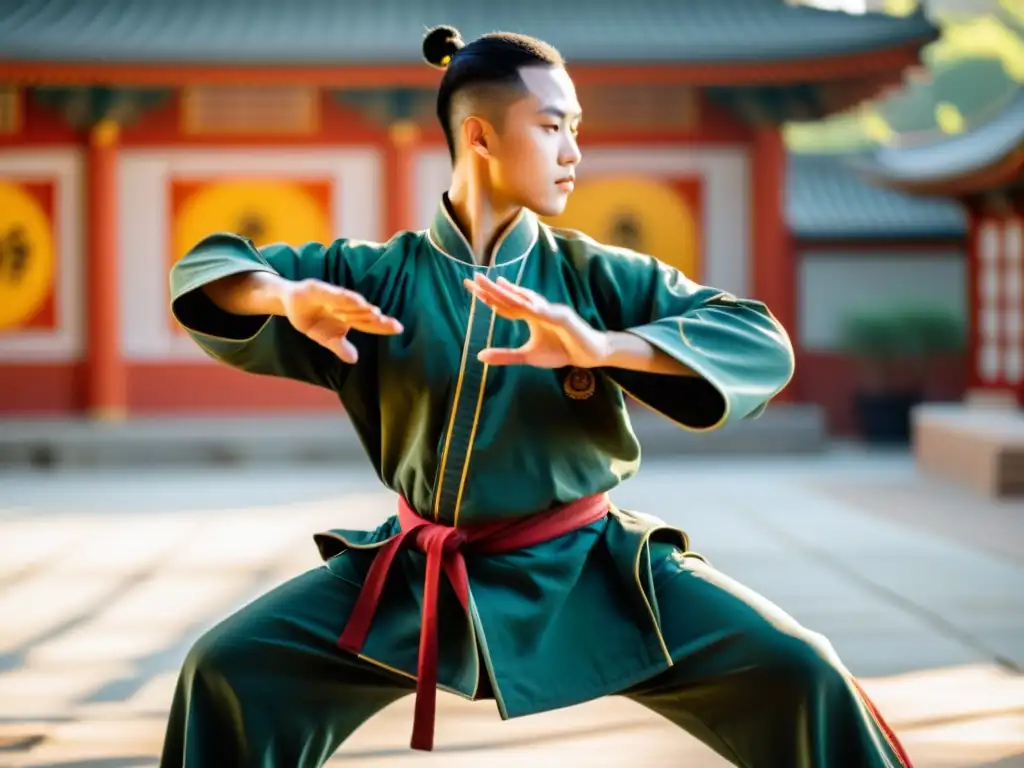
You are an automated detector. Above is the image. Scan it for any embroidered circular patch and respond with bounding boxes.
[563,368,596,400]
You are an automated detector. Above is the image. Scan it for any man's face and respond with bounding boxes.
[486,65,582,218]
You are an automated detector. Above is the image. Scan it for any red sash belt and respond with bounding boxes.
[336,493,610,751]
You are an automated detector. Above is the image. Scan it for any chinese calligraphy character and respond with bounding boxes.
[610,212,642,251]
[0,225,29,284]
[236,212,267,244]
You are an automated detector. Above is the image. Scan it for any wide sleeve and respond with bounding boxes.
[169,232,367,392]
[578,243,795,431]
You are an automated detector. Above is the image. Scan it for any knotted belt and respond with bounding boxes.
[336,492,610,751]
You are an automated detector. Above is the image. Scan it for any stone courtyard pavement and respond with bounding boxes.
[1,449,1022,767]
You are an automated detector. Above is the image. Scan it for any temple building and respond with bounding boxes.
[852,88,1024,492]
[0,0,942,430]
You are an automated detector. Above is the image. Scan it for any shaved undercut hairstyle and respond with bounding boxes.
[422,25,565,162]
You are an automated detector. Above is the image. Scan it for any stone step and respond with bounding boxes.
[913,402,1024,498]
[0,402,827,468]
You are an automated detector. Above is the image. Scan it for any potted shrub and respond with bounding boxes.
[839,303,965,444]
[900,304,967,395]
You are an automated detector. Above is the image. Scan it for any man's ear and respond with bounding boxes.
[462,116,493,159]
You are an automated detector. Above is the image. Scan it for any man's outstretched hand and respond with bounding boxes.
[282,278,403,364]
[464,273,610,369]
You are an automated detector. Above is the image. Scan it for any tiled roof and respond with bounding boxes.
[849,86,1024,184]
[787,153,967,240]
[0,0,937,65]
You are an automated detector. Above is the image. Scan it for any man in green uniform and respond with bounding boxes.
[161,24,913,768]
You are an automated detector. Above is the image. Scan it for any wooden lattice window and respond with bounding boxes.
[0,87,21,135]
[181,86,320,136]
[976,215,1024,388]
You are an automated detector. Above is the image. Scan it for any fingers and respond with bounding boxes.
[317,285,403,333]
[476,347,530,366]
[465,274,530,306]
[347,313,404,335]
[465,275,576,331]
[306,329,360,364]
[319,284,375,313]
[321,293,404,335]
[464,274,543,321]
[335,336,359,364]
[494,276,542,302]
[295,283,404,363]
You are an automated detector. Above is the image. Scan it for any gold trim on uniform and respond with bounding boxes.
[452,306,498,525]
[628,515,677,667]
[432,295,479,521]
[451,251,533,527]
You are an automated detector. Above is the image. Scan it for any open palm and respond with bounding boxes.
[282,279,403,363]
[464,274,608,369]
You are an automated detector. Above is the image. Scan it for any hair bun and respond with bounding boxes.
[423,25,464,69]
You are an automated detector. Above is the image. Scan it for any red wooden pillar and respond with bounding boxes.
[84,118,126,420]
[750,125,796,400]
[386,120,420,236]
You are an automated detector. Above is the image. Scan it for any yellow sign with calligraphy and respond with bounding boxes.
[169,177,335,332]
[543,175,703,281]
[0,180,56,331]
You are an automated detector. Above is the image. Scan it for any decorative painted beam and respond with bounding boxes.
[30,86,170,130]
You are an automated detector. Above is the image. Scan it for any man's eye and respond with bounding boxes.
[543,124,560,133]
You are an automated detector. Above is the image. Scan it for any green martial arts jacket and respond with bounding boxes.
[169,195,795,721]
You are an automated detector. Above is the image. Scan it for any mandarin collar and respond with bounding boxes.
[427,194,539,267]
